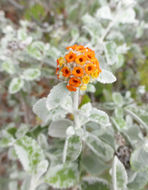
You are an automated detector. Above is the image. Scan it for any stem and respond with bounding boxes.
[72,89,80,129]
[112,156,117,190]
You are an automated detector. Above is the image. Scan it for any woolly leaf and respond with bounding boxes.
[23,68,41,81]
[46,82,70,110]
[33,97,50,125]
[89,108,110,126]
[9,78,24,94]
[81,177,110,190]
[48,119,73,138]
[63,135,82,162]
[130,142,148,171]
[112,156,128,190]
[97,69,116,84]
[14,136,46,174]
[112,92,124,106]
[2,60,15,74]
[45,163,79,188]
[86,133,114,161]
[104,41,117,65]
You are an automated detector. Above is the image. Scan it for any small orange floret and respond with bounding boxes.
[69,77,81,87]
[65,51,76,63]
[61,66,71,77]
[66,85,77,91]
[82,75,90,84]
[75,45,85,52]
[72,67,84,77]
[66,44,78,50]
[85,51,95,61]
[75,55,87,65]
[85,63,95,74]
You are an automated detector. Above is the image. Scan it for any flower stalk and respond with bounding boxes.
[72,89,80,129]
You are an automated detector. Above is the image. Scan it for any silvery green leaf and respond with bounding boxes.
[80,103,92,117]
[17,29,28,41]
[82,149,110,175]
[23,68,41,81]
[45,163,79,188]
[33,98,50,125]
[0,134,15,147]
[48,119,73,138]
[61,95,73,112]
[86,133,114,161]
[14,136,45,174]
[36,160,48,179]
[111,117,126,130]
[115,108,124,118]
[63,135,82,162]
[21,176,31,190]
[37,134,48,149]
[128,171,148,190]
[117,8,136,24]
[89,108,110,126]
[112,156,128,190]
[104,41,117,65]
[81,177,110,190]
[130,142,148,171]
[86,84,96,93]
[96,6,113,20]
[2,60,15,74]
[112,92,124,106]
[16,124,29,138]
[27,41,45,60]
[9,78,24,94]
[116,44,130,54]
[46,82,70,111]
[97,69,116,84]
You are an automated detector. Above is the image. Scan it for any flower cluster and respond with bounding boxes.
[56,44,101,91]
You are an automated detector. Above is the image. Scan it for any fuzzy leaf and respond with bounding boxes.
[64,135,82,162]
[130,142,148,171]
[104,41,117,65]
[45,163,79,189]
[23,68,41,81]
[2,60,15,74]
[97,69,116,84]
[112,156,128,190]
[96,6,112,20]
[9,78,24,94]
[33,97,50,125]
[86,133,114,161]
[14,136,45,174]
[89,108,110,126]
[112,92,124,106]
[81,177,110,190]
[46,82,70,111]
[48,119,73,138]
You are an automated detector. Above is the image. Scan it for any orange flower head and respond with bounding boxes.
[72,67,84,77]
[61,66,71,77]
[56,44,101,91]
[75,55,87,65]
[69,77,81,87]
[85,63,95,75]
[65,51,76,63]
